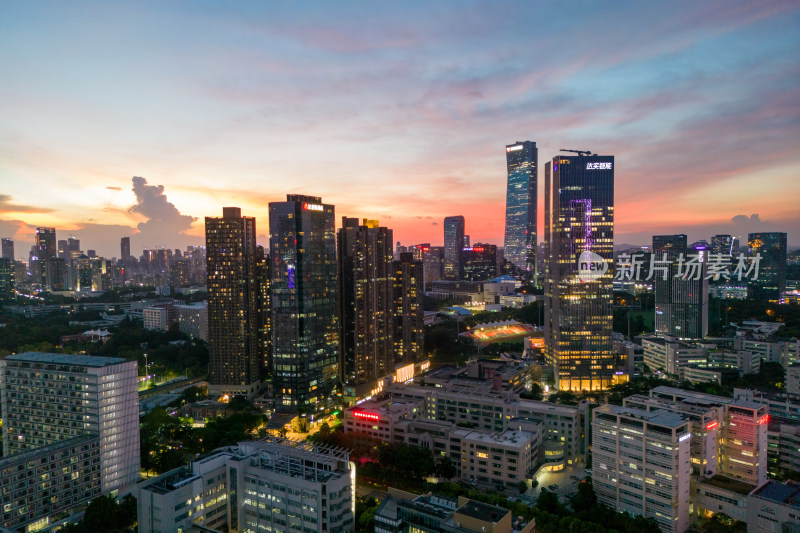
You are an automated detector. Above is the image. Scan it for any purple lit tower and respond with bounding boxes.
[544,152,615,391]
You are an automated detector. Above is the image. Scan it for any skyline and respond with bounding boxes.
[2,1,800,259]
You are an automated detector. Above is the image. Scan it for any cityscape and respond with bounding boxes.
[1,2,799,533]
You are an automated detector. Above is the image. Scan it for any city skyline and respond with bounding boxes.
[2,1,799,258]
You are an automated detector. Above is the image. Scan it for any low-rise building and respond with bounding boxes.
[138,438,355,533]
[175,301,208,341]
[746,480,800,533]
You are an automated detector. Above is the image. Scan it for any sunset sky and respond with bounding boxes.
[1,0,799,260]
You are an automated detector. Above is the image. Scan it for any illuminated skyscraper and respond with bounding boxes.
[652,234,708,339]
[35,227,56,260]
[748,232,787,301]
[338,218,394,402]
[544,152,615,391]
[710,234,737,256]
[443,216,465,280]
[1,238,14,260]
[269,195,338,414]
[205,207,262,399]
[462,243,498,282]
[394,252,425,368]
[503,141,538,282]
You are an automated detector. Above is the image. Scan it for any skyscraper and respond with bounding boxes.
[35,227,57,260]
[269,195,338,414]
[710,234,737,256]
[504,141,538,282]
[0,258,14,302]
[338,218,394,402]
[461,243,498,282]
[653,235,708,339]
[544,152,615,391]
[120,236,131,261]
[205,207,262,399]
[748,232,787,301]
[1,238,13,260]
[393,252,425,367]
[443,215,465,280]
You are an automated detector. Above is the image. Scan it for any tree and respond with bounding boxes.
[517,480,528,494]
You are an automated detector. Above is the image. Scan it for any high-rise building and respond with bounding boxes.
[748,232,787,301]
[0,257,14,302]
[461,243,498,282]
[592,404,691,533]
[205,207,262,399]
[653,234,708,339]
[443,216,465,280]
[0,353,140,513]
[503,141,538,282]
[35,227,57,260]
[269,195,338,414]
[544,153,615,391]
[710,234,737,256]
[43,257,67,292]
[1,237,13,260]
[394,252,425,368]
[421,245,444,286]
[120,236,130,261]
[255,245,271,378]
[338,218,394,403]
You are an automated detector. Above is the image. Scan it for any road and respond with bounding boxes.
[138,376,206,399]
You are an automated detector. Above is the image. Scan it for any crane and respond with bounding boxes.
[559,149,593,156]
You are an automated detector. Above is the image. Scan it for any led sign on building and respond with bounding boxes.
[506,145,524,152]
[586,162,613,170]
[353,411,380,421]
[303,203,324,211]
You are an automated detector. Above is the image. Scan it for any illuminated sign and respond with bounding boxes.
[758,414,769,426]
[303,203,324,211]
[679,433,691,443]
[586,162,612,170]
[395,363,415,383]
[705,421,719,430]
[506,145,524,152]
[353,411,380,422]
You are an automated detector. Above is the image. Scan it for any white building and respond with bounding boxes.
[746,480,800,533]
[592,405,692,533]
[641,336,707,378]
[138,438,355,533]
[0,353,140,531]
[176,301,209,341]
[143,306,169,331]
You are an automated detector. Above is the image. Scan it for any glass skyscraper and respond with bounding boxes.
[503,141,538,282]
[443,216,465,280]
[269,195,338,414]
[653,234,708,339]
[748,232,787,301]
[544,153,615,391]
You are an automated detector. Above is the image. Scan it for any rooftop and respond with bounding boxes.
[751,480,800,510]
[596,404,689,429]
[455,499,509,523]
[4,351,128,367]
[698,475,756,495]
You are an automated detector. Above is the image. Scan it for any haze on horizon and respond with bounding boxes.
[1,0,799,260]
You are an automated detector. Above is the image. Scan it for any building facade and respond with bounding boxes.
[544,153,615,391]
[338,217,395,402]
[269,195,339,414]
[747,232,787,302]
[205,207,262,399]
[394,252,425,368]
[443,216,465,281]
[462,244,498,282]
[503,141,538,282]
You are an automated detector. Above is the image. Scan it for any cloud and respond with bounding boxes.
[0,195,54,214]
[129,176,197,247]
[106,186,122,191]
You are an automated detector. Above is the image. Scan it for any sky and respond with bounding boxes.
[1,0,799,260]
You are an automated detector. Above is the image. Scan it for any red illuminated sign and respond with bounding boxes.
[302,203,323,211]
[705,421,718,430]
[353,411,380,422]
[758,414,769,426]
[472,247,484,253]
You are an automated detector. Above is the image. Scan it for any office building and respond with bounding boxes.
[137,438,355,533]
[35,227,57,260]
[338,217,395,402]
[0,353,139,531]
[205,207,262,399]
[120,236,130,262]
[710,234,737,256]
[443,216,465,280]
[592,404,692,533]
[462,243,498,282]
[504,141,538,282]
[269,195,338,414]
[543,152,615,391]
[0,258,15,302]
[143,306,170,331]
[748,232,787,301]
[175,301,209,341]
[394,252,425,368]
[653,234,708,339]
[1,237,13,260]
[746,481,800,533]
[641,336,708,378]
[422,245,444,285]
